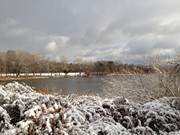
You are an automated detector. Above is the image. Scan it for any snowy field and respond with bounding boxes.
[0,82,180,135]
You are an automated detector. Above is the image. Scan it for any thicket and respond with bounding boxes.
[0,50,155,76]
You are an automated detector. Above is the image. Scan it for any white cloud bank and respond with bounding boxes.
[46,41,57,52]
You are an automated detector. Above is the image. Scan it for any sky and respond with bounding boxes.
[0,0,180,64]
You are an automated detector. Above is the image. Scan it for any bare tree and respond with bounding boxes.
[6,50,17,74]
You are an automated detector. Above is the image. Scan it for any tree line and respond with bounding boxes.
[0,50,155,76]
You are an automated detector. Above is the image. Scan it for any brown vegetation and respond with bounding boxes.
[0,50,155,77]
[34,87,49,94]
[137,54,180,98]
[156,57,180,97]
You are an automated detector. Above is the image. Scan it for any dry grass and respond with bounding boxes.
[0,76,48,81]
[157,66,180,97]
[34,87,67,96]
[102,74,158,103]
[34,87,49,94]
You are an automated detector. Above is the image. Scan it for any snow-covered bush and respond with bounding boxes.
[0,82,180,135]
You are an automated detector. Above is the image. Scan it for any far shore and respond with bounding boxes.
[0,76,50,82]
[0,72,156,82]
[0,72,87,81]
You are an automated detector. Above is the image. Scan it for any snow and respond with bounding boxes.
[67,72,86,77]
[0,82,180,135]
[0,72,86,77]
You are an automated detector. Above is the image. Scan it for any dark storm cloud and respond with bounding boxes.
[0,0,180,63]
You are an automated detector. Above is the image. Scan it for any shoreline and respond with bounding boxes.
[0,73,157,82]
[0,76,49,81]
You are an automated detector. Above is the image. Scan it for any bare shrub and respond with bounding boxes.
[157,65,180,97]
[102,55,180,103]
[150,54,180,98]
[102,74,159,103]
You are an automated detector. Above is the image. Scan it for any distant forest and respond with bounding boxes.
[0,50,155,76]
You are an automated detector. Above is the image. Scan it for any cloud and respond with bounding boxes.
[0,0,180,63]
[48,35,69,47]
[46,41,57,52]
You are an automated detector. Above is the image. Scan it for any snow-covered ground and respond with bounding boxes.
[0,72,86,77]
[0,82,180,135]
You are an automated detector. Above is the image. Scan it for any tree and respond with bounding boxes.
[0,52,6,73]
[60,56,69,74]
[6,50,16,73]
[94,61,106,74]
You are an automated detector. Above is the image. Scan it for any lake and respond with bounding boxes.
[0,74,159,103]
[0,76,105,96]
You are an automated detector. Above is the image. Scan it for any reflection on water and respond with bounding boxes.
[0,77,105,96]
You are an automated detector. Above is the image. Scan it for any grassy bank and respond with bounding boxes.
[0,76,49,81]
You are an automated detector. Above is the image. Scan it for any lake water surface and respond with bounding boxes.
[0,77,105,96]
[0,75,158,103]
